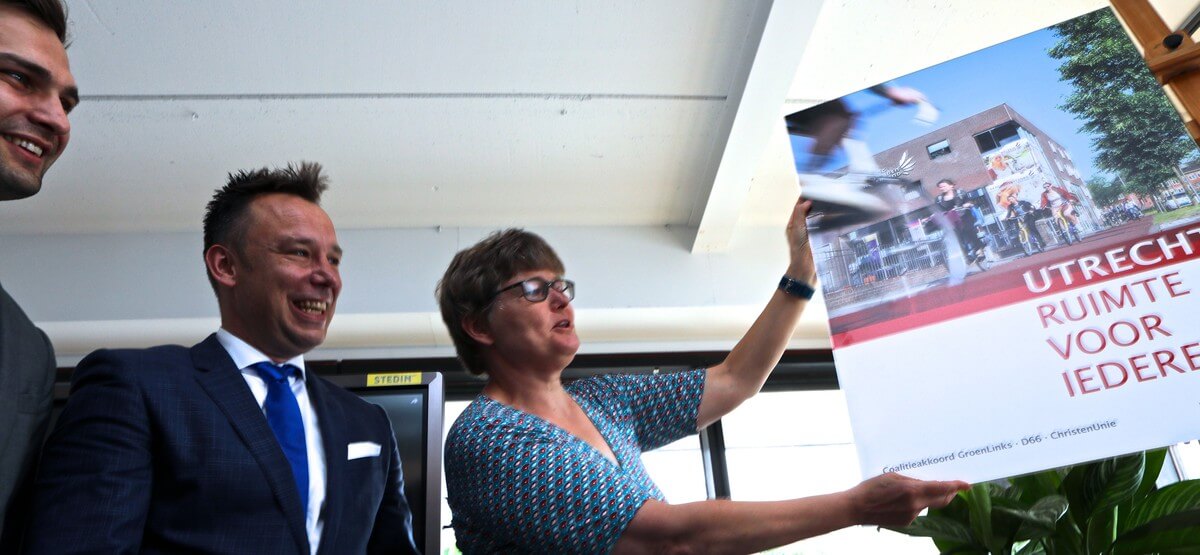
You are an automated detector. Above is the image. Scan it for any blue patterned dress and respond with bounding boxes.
[445,369,706,553]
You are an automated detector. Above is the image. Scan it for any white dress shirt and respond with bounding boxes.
[217,329,327,555]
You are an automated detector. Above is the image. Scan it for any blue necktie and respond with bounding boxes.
[252,362,309,513]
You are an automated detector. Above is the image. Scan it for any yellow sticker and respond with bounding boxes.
[365,372,422,387]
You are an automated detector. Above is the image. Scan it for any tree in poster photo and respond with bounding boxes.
[1049,10,1197,203]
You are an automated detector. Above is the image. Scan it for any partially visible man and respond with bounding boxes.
[27,163,418,554]
[0,0,77,550]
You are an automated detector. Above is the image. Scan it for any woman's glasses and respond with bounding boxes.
[490,277,575,303]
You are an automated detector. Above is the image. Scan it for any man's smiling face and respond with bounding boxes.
[0,4,77,201]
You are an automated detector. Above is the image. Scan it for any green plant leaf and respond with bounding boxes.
[1050,514,1085,555]
[929,493,976,553]
[1111,514,1200,555]
[1067,453,1144,522]
[1063,465,1088,524]
[1015,538,1048,555]
[939,546,990,555]
[1134,449,1166,502]
[1111,481,1200,554]
[1084,505,1116,555]
[1011,471,1062,504]
[995,495,1069,541]
[965,484,1007,555]
[893,452,1199,555]
[931,491,971,520]
[992,495,1037,541]
[999,483,1026,502]
[1126,481,1200,530]
[886,515,976,544]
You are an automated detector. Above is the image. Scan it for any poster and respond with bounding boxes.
[784,8,1200,483]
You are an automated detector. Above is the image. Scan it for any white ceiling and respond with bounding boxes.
[10,0,1176,239]
[5,0,781,236]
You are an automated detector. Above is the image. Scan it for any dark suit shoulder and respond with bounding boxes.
[77,343,193,370]
[70,344,198,388]
[82,344,192,363]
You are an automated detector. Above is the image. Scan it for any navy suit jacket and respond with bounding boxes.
[25,334,419,554]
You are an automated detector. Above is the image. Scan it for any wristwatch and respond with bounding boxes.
[778,275,815,300]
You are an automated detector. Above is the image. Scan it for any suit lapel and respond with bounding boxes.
[308,376,347,555]
[190,335,309,554]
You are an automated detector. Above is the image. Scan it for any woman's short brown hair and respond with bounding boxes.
[436,229,564,375]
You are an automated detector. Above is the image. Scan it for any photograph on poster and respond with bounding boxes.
[786,7,1200,347]
[784,7,1200,483]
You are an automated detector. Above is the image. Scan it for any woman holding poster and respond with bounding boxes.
[435,198,968,553]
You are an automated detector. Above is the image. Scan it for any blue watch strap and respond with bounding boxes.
[779,275,815,300]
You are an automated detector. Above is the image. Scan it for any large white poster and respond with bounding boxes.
[785,8,1200,482]
[837,227,1200,482]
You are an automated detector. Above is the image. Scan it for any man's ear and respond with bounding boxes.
[205,244,239,288]
[461,313,495,347]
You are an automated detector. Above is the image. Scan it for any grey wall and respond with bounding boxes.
[0,221,805,364]
[1,223,790,322]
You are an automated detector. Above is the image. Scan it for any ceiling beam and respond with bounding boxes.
[689,0,822,253]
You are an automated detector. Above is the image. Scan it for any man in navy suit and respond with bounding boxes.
[26,163,419,554]
[0,0,77,550]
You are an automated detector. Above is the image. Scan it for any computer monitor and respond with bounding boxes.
[328,371,444,555]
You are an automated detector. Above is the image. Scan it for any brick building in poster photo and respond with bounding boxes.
[832,103,1102,258]
[815,104,1105,306]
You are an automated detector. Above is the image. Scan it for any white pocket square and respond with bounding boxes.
[347,441,382,460]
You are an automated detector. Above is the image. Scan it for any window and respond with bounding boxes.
[1172,441,1200,480]
[975,133,997,153]
[440,400,470,554]
[721,390,936,553]
[973,122,1022,154]
[926,139,951,159]
[994,123,1022,148]
[642,436,708,503]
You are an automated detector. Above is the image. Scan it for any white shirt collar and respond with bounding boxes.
[216,328,307,379]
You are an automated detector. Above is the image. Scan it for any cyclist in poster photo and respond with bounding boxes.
[933,179,989,266]
[996,182,1048,254]
[1040,181,1081,230]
